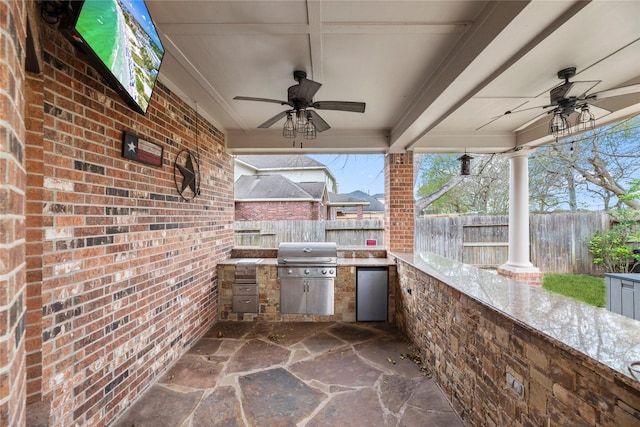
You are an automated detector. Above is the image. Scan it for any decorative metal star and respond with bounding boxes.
[177,152,196,193]
[174,149,200,200]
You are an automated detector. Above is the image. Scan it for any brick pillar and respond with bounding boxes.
[384,152,414,253]
[0,0,28,426]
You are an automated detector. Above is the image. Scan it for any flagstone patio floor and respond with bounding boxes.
[111,321,463,427]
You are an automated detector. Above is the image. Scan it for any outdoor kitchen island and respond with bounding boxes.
[217,246,396,322]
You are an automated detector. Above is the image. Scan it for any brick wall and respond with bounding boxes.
[0,1,27,426]
[384,152,414,252]
[394,258,640,427]
[236,200,326,221]
[19,21,234,426]
[25,66,45,404]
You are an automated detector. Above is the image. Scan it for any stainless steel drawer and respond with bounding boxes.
[233,284,258,296]
[232,295,258,313]
[235,264,257,283]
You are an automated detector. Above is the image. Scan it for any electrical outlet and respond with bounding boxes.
[506,373,525,399]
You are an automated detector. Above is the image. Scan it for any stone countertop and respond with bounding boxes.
[391,251,640,383]
[218,257,394,267]
[221,246,395,267]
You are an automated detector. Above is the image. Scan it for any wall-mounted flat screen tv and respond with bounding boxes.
[61,0,165,115]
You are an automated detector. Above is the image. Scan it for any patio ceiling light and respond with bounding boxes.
[575,104,596,132]
[549,104,597,138]
[303,112,316,140]
[283,109,317,140]
[283,112,296,138]
[549,110,572,138]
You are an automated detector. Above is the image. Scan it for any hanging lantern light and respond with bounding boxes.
[458,153,473,176]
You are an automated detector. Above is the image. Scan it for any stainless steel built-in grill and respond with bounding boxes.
[277,242,337,315]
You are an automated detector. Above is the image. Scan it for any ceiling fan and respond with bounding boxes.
[233,70,366,139]
[479,67,640,136]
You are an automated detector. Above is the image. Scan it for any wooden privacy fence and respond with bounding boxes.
[415,212,611,274]
[235,220,384,248]
[236,212,612,274]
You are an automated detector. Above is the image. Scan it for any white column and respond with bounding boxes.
[500,149,539,272]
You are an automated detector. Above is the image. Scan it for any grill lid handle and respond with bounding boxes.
[303,247,312,253]
[281,258,333,264]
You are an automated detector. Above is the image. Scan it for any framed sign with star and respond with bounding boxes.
[122,131,163,167]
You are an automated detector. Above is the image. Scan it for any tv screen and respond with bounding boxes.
[62,0,165,115]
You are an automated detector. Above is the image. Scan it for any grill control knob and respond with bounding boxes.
[288,269,293,274]
[329,269,335,275]
[304,269,310,275]
[322,269,327,274]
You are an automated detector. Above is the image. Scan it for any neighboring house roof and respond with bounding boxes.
[328,192,369,207]
[338,191,385,212]
[235,175,325,201]
[235,155,326,170]
[297,182,327,200]
[234,155,338,192]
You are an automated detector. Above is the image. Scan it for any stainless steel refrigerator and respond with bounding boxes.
[356,267,388,321]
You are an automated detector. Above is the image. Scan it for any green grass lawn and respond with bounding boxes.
[542,274,605,307]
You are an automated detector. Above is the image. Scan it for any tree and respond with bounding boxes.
[532,116,640,210]
[529,141,581,212]
[415,116,640,215]
[414,154,508,215]
[589,180,640,273]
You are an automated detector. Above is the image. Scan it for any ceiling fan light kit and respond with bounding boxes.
[485,67,640,138]
[234,70,366,141]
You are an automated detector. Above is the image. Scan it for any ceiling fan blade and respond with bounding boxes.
[514,111,552,132]
[583,104,611,118]
[564,80,600,98]
[500,104,554,117]
[311,101,366,113]
[257,110,289,128]
[587,83,640,101]
[308,110,330,132]
[476,104,553,131]
[234,96,289,105]
[296,78,322,102]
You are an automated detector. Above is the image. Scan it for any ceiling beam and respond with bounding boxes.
[159,22,469,36]
[388,1,531,153]
[306,0,323,82]
[323,22,469,34]
[411,132,516,154]
[226,129,389,154]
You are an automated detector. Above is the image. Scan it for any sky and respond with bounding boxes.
[308,154,385,195]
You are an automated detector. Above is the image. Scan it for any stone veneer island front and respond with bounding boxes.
[217,247,396,322]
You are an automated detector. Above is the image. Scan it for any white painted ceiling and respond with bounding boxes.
[148,0,640,155]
